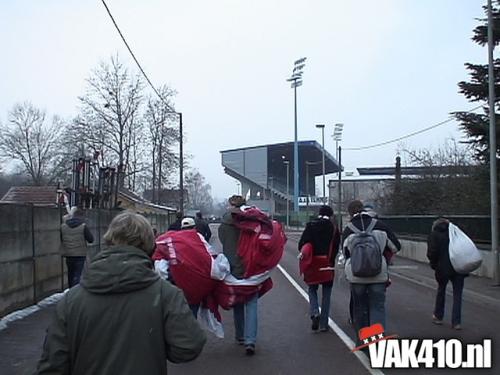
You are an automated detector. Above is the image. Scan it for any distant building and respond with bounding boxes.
[221,140,340,214]
[0,186,59,206]
[328,163,470,213]
[1,186,175,215]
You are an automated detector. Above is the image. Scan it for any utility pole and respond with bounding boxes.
[488,0,499,285]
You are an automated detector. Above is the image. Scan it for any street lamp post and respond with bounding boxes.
[333,123,344,230]
[287,57,307,214]
[283,160,290,227]
[316,124,326,202]
[178,112,184,214]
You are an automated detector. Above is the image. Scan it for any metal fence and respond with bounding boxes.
[380,215,498,245]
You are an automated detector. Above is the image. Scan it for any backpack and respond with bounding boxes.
[347,219,382,277]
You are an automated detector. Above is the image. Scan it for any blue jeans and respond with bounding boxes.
[308,282,333,330]
[233,293,258,345]
[434,273,465,326]
[351,283,386,340]
[66,256,86,288]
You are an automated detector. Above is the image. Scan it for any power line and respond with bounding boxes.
[100,0,172,110]
[343,104,484,151]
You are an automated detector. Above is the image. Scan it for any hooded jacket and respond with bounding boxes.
[37,245,206,375]
[218,209,245,278]
[342,213,401,284]
[426,219,461,278]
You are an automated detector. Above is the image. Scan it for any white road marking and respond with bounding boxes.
[277,264,385,375]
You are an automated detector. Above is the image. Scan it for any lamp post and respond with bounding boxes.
[283,160,290,227]
[316,124,326,202]
[287,57,307,214]
[178,113,184,213]
[333,123,344,230]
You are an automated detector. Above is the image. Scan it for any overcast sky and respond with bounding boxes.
[0,0,490,200]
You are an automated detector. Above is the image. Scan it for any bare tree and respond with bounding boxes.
[144,86,179,204]
[0,102,64,185]
[185,169,214,213]
[383,139,489,215]
[76,55,144,187]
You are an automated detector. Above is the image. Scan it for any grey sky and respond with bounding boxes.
[0,0,488,200]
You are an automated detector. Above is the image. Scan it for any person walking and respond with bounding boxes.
[37,211,206,375]
[298,205,340,332]
[168,211,184,231]
[60,208,94,287]
[195,212,212,242]
[342,200,401,341]
[218,195,258,355]
[427,218,467,330]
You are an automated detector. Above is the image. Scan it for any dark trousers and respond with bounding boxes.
[434,273,465,326]
[66,256,86,288]
[351,283,386,345]
[189,304,200,318]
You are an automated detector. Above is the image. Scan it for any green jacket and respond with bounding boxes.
[37,245,206,375]
[218,210,245,278]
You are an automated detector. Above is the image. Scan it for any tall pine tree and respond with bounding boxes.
[454,0,500,162]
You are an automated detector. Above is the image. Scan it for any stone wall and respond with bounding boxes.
[0,205,173,318]
[398,237,495,278]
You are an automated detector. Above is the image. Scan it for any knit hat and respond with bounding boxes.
[318,205,333,217]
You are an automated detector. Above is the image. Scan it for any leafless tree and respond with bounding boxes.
[184,169,214,213]
[0,102,65,185]
[144,86,179,204]
[76,55,144,187]
[383,139,489,215]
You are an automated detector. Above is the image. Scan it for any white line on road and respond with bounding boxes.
[388,265,418,269]
[277,264,385,375]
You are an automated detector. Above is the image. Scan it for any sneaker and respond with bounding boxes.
[236,338,245,345]
[452,324,462,330]
[311,315,320,331]
[320,327,329,333]
[432,315,443,325]
[245,344,255,356]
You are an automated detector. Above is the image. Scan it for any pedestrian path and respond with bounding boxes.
[0,259,372,375]
[170,267,370,375]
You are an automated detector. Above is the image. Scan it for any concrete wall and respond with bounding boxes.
[398,237,495,278]
[0,205,173,318]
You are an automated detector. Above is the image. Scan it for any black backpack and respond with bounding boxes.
[347,219,382,277]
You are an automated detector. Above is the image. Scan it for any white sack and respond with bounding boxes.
[154,259,170,280]
[448,223,482,274]
[198,308,224,338]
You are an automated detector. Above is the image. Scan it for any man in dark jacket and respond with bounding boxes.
[342,200,401,339]
[298,205,340,332]
[427,218,466,330]
[60,208,94,287]
[37,211,206,375]
[218,195,258,355]
[195,212,212,242]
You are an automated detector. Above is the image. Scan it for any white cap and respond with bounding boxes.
[181,217,196,229]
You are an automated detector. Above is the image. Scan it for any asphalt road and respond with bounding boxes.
[1,224,498,374]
